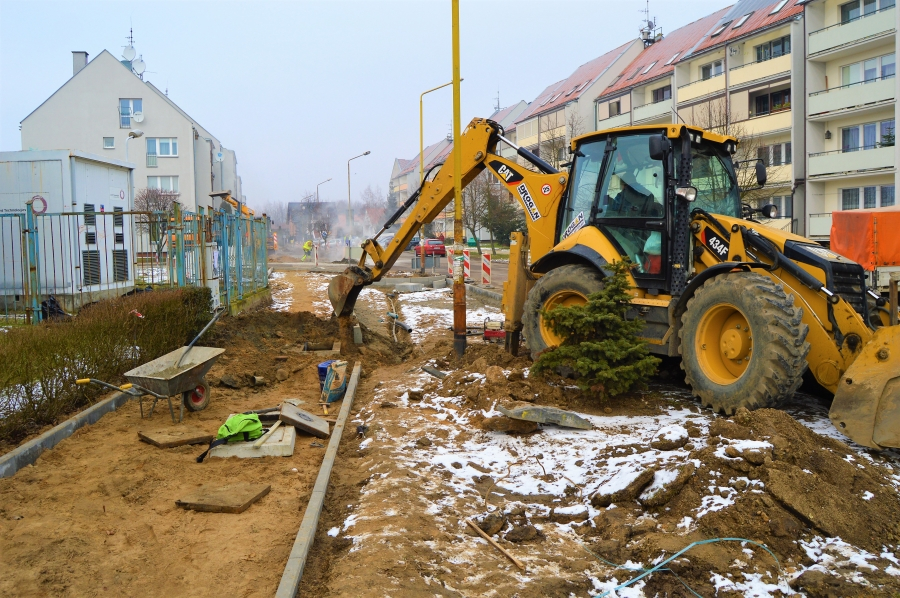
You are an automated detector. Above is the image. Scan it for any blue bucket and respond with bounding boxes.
[317,360,335,390]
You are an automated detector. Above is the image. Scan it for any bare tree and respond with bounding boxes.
[358,184,387,235]
[461,171,492,254]
[566,110,585,141]
[134,187,178,262]
[255,200,288,225]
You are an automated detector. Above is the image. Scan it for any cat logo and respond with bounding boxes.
[488,160,523,185]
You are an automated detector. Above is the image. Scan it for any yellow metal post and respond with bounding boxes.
[451,0,466,358]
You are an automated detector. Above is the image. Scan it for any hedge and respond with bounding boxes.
[0,287,211,446]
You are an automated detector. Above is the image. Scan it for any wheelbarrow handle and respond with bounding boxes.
[75,378,165,399]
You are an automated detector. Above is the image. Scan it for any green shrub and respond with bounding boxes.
[531,260,659,399]
[0,287,210,446]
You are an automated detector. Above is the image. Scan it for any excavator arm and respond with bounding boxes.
[329,117,570,316]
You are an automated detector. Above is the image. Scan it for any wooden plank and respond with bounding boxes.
[175,483,271,513]
[138,427,213,449]
[280,403,330,439]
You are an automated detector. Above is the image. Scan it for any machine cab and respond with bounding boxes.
[559,126,741,294]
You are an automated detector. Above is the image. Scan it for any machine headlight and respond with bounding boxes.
[676,186,698,202]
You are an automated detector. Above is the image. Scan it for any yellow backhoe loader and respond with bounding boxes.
[329,118,900,449]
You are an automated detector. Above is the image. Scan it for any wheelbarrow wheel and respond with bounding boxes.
[183,379,211,412]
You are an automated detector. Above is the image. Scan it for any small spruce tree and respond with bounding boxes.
[531,260,660,399]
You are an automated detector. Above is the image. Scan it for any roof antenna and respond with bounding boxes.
[639,0,662,46]
[494,87,500,113]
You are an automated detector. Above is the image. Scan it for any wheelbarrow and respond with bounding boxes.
[77,346,225,423]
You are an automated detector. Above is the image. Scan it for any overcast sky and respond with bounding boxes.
[0,0,732,211]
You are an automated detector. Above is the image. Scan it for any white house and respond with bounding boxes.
[20,49,244,214]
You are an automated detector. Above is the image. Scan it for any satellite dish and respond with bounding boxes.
[132,111,144,123]
[133,56,146,75]
[122,45,136,61]
[215,152,225,163]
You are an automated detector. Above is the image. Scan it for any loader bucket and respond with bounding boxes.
[830,325,900,449]
[328,265,370,317]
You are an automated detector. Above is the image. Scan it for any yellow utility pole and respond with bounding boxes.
[451,0,466,358]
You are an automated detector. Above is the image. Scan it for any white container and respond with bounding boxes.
[0,150,135,312]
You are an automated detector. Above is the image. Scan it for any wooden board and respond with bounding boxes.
[208,424,296,459]
[280,402,330,439]
[138,427,213,448]
[175,483,271,513]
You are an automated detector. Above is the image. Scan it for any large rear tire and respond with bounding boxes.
[679,272,810,414]
[523,264,605,359]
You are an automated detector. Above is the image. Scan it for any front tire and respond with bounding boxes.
[679,273,810,414]
[522,264,605,359]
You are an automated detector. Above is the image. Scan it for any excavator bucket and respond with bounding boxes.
[830,325,900,449]
[328,265,370,317]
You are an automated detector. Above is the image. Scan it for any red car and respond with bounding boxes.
[421,238,446,256]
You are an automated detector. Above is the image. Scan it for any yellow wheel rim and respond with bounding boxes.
[540,290,588,347]
[695,303,752,385]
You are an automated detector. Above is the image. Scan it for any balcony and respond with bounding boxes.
[633,99,673,123]
[809,76,895,117]
[808,144,895,177]
[146,154,157,168]
[597,112,631,130]
[808,212,833,238]
[729,54,791,88]
[808,6,896,56]
[739,108,792,136]
[677,73,725,103]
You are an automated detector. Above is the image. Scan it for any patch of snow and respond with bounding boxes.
[327,527,339,537]
[862,490,874,501]
[710,571,797,596]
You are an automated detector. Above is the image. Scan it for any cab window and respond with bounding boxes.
[676,142,741,217]
[561,139,605,238]
[596,134,665,219]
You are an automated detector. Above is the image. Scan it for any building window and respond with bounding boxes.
[146,137,178,157]
[841,0,877,23]
[641,61,658,75]
[609,100,621,117]
[757,142,792,166]
[103,137,115,149]
[842,188,860,209]
[733,12,753,29]
[119,98,142,128]
[665,52,680,66]
[701,60,724,80]
[841,53,895,85]
[751,88,791,116]
[147,176,179,192]
[841,119,894,150]
[710,22,732,37]
[770,0,790,14]
[539,110,564,133]
[651,85,672,103]
[841,185,895,208]
[755,35,791,63]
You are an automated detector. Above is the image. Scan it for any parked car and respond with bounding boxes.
[406,237,420,251]
[422,238,447,256]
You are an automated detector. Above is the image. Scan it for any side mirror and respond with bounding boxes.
[649,135,670,161]
[760,204,778,219]
[755,160,767,186]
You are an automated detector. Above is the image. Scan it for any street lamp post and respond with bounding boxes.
[418,79,460,274]
[347,151,371,241]
[315,178,332,242]
[125,129,144,163]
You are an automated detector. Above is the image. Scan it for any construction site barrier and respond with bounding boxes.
[463,249,471,280]
[482,252,491,286]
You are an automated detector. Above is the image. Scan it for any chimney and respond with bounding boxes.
[72,51,88,76]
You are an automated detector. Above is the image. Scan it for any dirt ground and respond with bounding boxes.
[3,270,900,597]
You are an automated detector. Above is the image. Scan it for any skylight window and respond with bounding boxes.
[733,12,753,28]
[710,21,732,36]
[565,85,579,96]
[539,95,552,107]
[548,93,561,103]
[771,0,790,13]
[665,52,680,65]
[627,67,642,80]
[578,80,591,91]
[641,61,658,74]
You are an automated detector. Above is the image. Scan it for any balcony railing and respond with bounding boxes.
[809,142,895,157]
[809,75,895,115]
[808,144,895,177]
[808,212,833,238]
[677,73,725,103]
[808,5,896,55]
[810,74,895,96]
[146,154,158,168]
[729,53,791,87]
[748,104,791,119]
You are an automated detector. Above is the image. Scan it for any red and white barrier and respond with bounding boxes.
[482,252,491,286]
[447,248,454,276]
[463,249,471,280]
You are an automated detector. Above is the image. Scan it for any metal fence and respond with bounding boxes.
[0,202,268,325]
